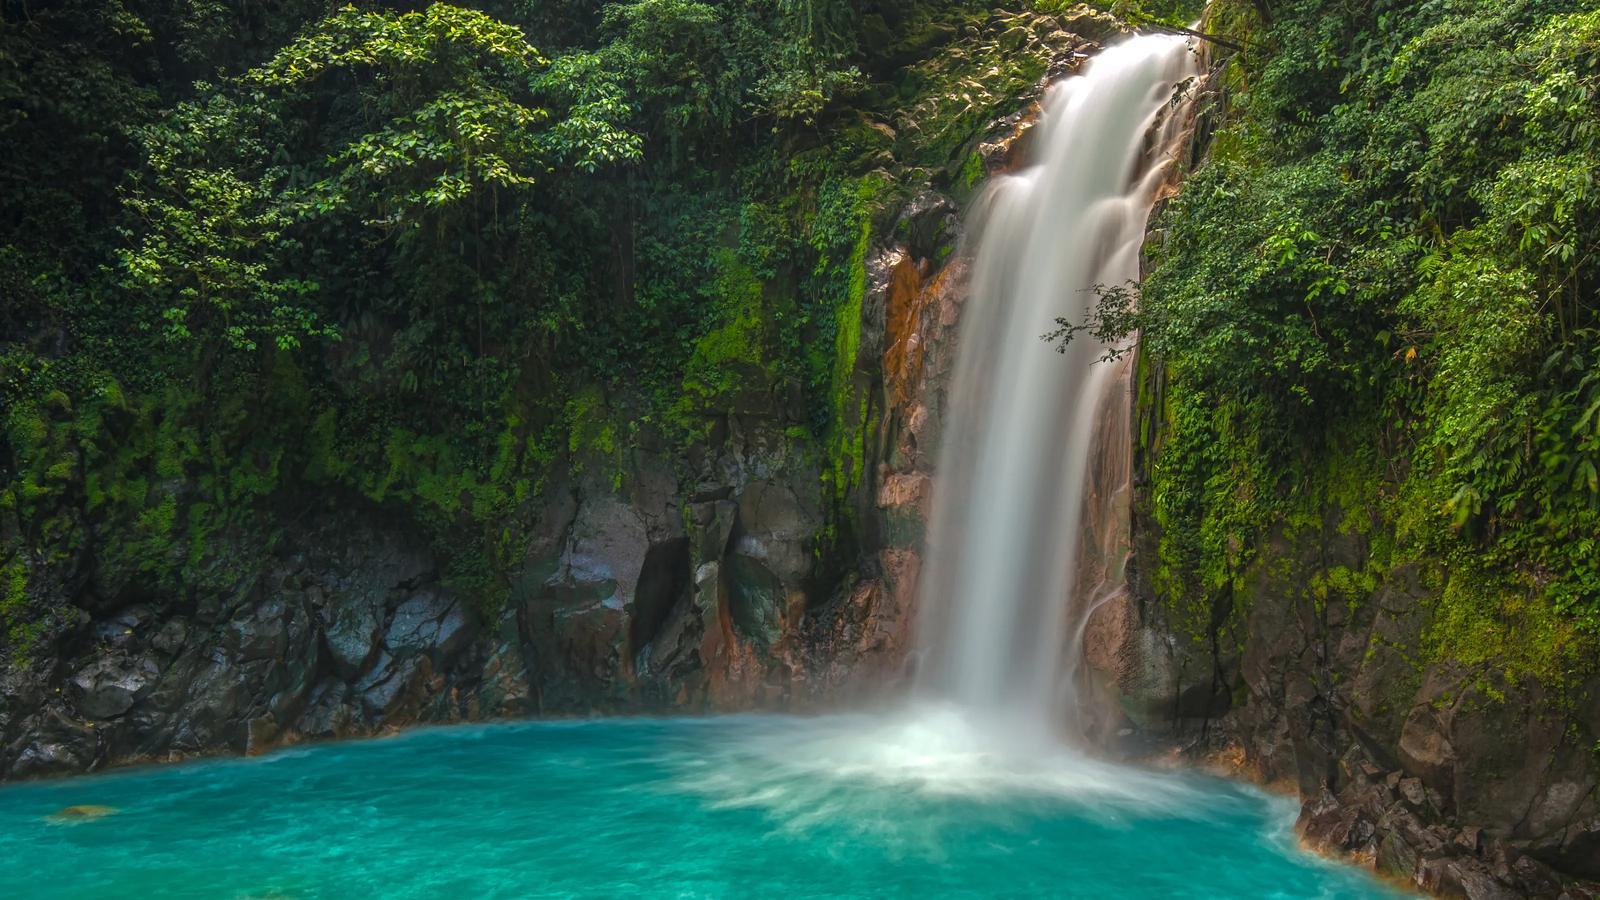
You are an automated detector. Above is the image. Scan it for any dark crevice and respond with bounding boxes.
[628,538,692,664]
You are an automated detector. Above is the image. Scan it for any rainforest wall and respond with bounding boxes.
[0,0,1152,776]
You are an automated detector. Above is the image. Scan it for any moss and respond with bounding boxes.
[6,409,48,452]
[956,149,986,194]
[668,249,778,443]
[137,491,178,549]
[44,460,76,483]
[42,389,71,413]
[98,378,128,411]
[0,557,39,667]
[1424,560,1580,686]
[825,214,872,509]
[889,8,1063,170]
[302,408,350,484]
[565,384,625,489]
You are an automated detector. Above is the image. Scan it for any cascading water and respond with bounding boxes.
[688,31,1208,797]
[913,33,1200,741]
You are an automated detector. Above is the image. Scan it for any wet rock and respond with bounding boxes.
[246,715,280,754]
[1528,780,1591,842]
[323,594,383,680]
[687,500,738,562]
[732,480,819,585]
[628,538,692,665]
[269,636,320,731]
[385,590,471,663]
[1377,831,1419,880]
[978,108,1039,173]
[475,636,531,717]
[228,599,288,662]
[640,594,698,682]
[883,470,934,547]
[150,619,189,655]
[93,607,150,649]
[1418,857,1520,900]
[893,191,959,262]
[1398,776,1427,809]
[297,680,356,739]
[358,654,430,721]
[11,739,87,779]
[1398,689,1457,800]
[181,654,248,747]
[70,656,157,719]
[725,554,785,650]
[567,496,649,607]
[1510,854,1564,896]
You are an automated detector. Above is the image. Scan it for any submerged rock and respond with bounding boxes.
[47,805,118,823]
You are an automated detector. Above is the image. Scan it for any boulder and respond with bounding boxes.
[69,656,157,719]
[227,599,287,662]
[321,592,383,680]
[384,590,472,663]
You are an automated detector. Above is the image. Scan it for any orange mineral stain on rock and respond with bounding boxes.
[882,251,925,411]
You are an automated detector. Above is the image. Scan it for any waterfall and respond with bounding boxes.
[912,33,1199,741]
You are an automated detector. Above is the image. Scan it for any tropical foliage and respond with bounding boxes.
[0,0,1081,662]
[1074,0,1600,675]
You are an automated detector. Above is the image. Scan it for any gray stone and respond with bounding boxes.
[724,553,785,649]
[10,739,85,779]
[359,655,427,720]
[1557,815,1600,877]
[1376,831,1418,880]
[385,591,452,653]
[1527,780,1590,838]
[1398,776,1427,809]
[323,595,382,679]
[297,680,355,738]
[151,619,189,655]
[229,599,287,661]
[70,656,157,719]
[732,480,819,584]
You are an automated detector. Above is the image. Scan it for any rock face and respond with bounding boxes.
[1080,413,1600,897]
[0,452,840,777]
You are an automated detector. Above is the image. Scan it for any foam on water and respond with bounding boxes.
[684,705,1199,809]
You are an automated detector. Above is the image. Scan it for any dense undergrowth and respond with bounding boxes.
[1,0,1171,665]
[1109,0,1600,682]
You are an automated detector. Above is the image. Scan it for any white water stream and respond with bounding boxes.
[911,33,1199,744]
[727,33,1202,798]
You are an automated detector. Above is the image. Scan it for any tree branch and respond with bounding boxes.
[1127,18,1250,54]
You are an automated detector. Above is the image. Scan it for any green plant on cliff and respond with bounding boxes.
[1080,0,1600,679]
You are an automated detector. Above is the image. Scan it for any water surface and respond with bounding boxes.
[0,712,1399,898]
